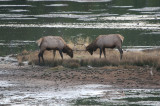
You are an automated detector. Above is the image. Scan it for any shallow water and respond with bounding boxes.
[0,78,160,106]
[0,0,160,56]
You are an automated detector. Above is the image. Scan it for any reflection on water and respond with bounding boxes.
[0,0,160,55]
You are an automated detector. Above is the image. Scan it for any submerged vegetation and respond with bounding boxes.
[118,97,160,102]
[72,97,114,105]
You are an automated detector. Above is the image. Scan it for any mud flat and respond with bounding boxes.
[0,63,160,105]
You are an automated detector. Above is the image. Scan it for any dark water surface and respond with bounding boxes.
[0,0,160,56]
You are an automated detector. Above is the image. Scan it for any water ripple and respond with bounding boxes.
[129,7,160,12]
[112,6,133,8]
[0,14,31,18]
[45,4,68,7]
[0,22,159,30]
[28,0,112,2]
[9,9,29,12]
[100,15,160,21]
[0,0,12,1]
[35,13,118,20]
[0,5,32,7]
[1,18,37,20]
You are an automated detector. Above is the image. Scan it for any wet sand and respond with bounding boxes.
[0,64,160,105]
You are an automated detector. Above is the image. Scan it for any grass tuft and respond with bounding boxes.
[62,59,80,69]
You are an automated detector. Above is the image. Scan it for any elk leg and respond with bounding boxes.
[99,48,102,58]
[53,50,56,59]
[103,48,106,58]
[41,51,45,63]
[117,47,123,60]
[38,52,41,64]
[59,50,63,59]
[38,51,45,64]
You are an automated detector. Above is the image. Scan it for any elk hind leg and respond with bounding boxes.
[99,48,102,58]
[38,50,45,64]
[38,52,41,64]
[103,48,106,58]
[117,47,123,60]
[41,51,45,63]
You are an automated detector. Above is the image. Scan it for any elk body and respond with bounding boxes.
[86,34,124,59]
[37,36,73,63]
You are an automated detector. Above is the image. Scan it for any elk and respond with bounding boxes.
[86,34,124,59]
[37,36,73,63]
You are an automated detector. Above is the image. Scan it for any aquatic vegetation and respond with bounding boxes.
[118,97,160,102]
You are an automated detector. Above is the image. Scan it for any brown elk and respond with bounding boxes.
[37,36,73,63]
[86,34,124,59]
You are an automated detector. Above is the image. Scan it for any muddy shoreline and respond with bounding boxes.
[1,64,160,89]
[1,64,160,105]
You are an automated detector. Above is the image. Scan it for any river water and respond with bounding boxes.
[0,0,160,56]
[1,79,160,106]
